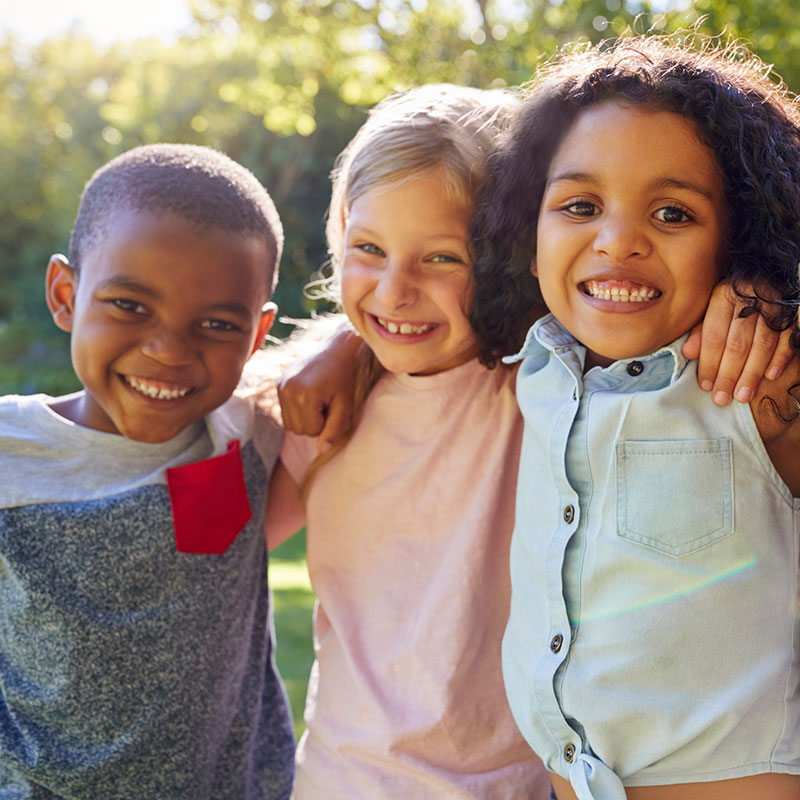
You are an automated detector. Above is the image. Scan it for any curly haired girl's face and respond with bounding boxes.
[534,101,728,369]
[341,168,478,375]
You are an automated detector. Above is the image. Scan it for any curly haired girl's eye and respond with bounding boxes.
[565,201,597,217]
[654,205,692,224]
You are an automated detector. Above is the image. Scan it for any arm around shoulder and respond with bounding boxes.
[751,356,800,496]
[264,459,307,550]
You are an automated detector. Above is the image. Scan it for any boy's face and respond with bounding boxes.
[46,208,275,443]
[534,101,727,369]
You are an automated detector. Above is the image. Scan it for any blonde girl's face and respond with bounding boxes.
[340,167,479,375]
[534,101,728,369]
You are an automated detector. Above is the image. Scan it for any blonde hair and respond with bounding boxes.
[324,82,520,296]
[300,84,519,492]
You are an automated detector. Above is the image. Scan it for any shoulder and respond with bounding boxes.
[206,394,284,474]
[0,393,56,447]
[280,428,318,483]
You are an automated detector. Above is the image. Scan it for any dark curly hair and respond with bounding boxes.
[470,33,800,367]
[69,143,283,293]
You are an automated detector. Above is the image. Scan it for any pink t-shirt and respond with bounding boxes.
[282,358,549,799]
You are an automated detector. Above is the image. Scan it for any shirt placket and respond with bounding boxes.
[534,351,585,773]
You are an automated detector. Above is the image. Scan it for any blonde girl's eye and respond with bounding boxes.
[654,204,694,224]
[357,242,385,256]
[430,253,464,264]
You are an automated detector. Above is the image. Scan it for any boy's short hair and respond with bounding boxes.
[69,143,283,292]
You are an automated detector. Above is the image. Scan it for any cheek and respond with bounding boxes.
[339,272,359,312]
[442,283,476,339]
[339,269,370,329]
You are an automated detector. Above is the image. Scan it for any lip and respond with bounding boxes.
[367,314,441,342]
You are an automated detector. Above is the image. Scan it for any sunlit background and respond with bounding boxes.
[0,0,195,43]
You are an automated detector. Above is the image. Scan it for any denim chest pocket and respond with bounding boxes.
[615,438,733,557]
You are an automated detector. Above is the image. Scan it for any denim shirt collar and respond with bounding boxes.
[504,313,691,391]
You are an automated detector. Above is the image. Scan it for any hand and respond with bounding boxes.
[682,281,793,406]
[278,326,361,452]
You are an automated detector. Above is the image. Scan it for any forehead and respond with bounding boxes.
[348,169,471,225]
[551,101,725,195]
[80,208,272,306]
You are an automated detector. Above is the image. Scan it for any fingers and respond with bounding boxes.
[705,310,759,405]
[690,279,793,406]
[725,314,780,403]
[764,327,794,382]
[277,377,327,437]
[694,285,736,396]
[317,395,354,454]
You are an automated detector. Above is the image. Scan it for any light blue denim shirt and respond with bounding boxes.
[503,314,800,799]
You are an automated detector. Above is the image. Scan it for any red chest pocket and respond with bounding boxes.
[166,439,253,555]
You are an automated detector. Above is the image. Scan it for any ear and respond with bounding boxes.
[530,258,538,278]
[249,301,277,356]
[45,254,78,333]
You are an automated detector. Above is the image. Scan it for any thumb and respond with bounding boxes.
[681,322,703,361]
[317,395,354,454]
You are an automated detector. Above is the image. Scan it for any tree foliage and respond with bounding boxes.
[2,0,798,393]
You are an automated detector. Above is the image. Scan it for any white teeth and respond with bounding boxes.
[126,376,190,400]
[585,281,659,302]
[378,318,434,335]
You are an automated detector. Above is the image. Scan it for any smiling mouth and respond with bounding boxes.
[123,375,193,400]
[376,316,438,335]
[582,280,661,302]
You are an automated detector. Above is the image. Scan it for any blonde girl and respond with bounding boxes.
[265,84,552,799]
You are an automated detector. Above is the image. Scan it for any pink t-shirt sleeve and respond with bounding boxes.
[280,430,318,486]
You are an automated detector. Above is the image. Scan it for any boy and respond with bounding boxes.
[0,144,294,799]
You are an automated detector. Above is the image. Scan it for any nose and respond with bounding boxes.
[374,258,418,310]
[592,210,652,262]
[140,324,196,367]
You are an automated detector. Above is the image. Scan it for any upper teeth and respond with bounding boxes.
[126,376,190,400]
[585,281,659,302]
[378,318,435,335]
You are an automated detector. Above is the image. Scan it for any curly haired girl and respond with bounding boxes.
[470,33,800,800]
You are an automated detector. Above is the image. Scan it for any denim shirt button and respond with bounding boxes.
[550,634,564,653]
[564,743,576,762]
[563,505,575,524]
[627,360,644,376]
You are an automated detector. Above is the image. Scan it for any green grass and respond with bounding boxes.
[269,528,314,740]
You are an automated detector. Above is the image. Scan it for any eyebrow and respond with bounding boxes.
[346,224,467,244]
[94,277,158,297]
[548,171,717,201]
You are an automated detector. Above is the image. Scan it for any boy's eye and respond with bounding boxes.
[200,319,241,333]
[111,298,147,314]
[564,200,598,217]
[654,205,692,224]
[357,243,385,256]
